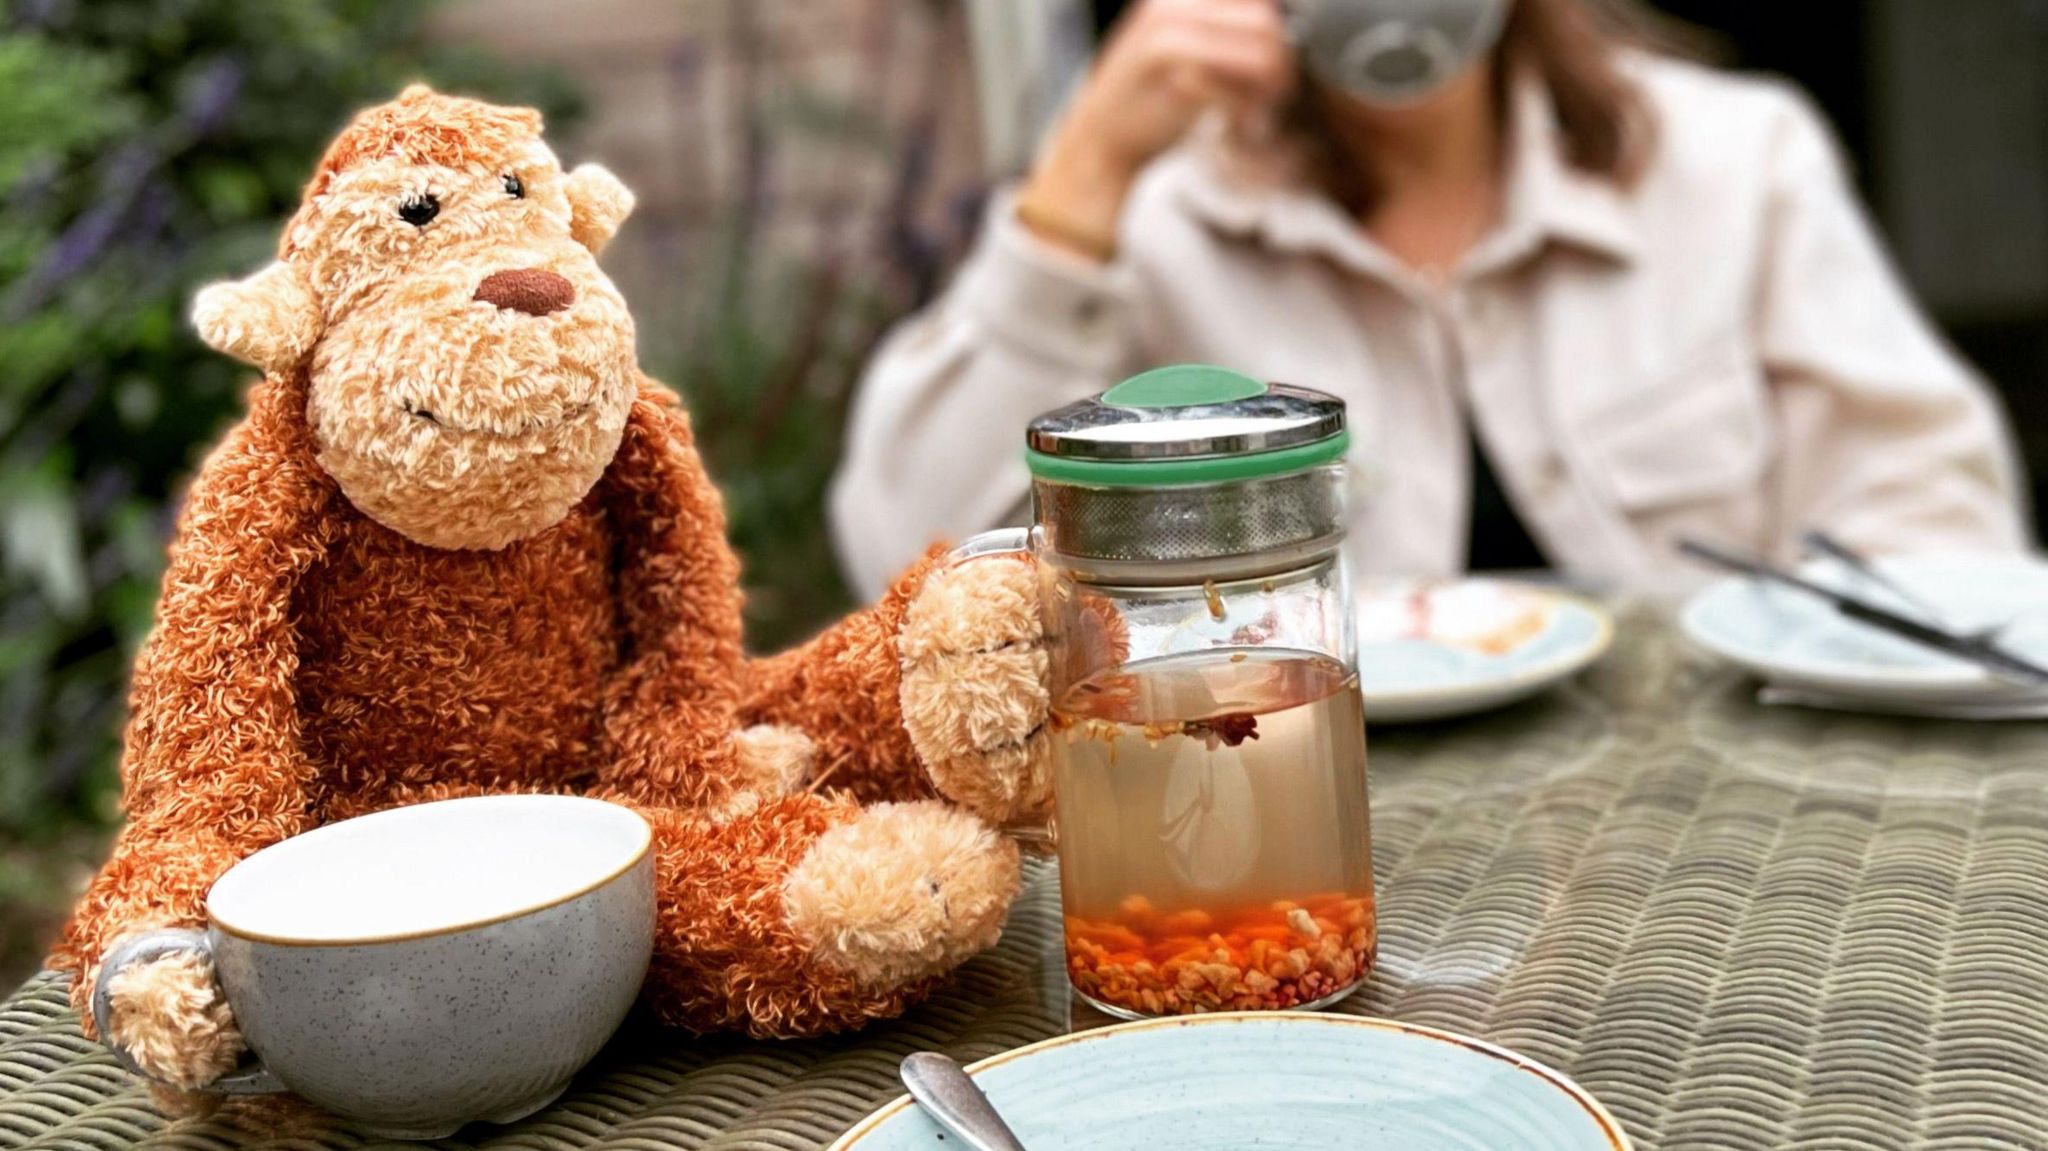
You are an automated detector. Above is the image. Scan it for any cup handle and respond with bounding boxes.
[93,929,286,1095]
[949,526,1035,563]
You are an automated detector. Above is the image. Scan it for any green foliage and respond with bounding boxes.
[0,0,577,842]
[673,234,885,650]
[655,52,973,651]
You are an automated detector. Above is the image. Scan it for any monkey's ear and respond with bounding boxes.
[191,261,322,375]
[563,163,634,255]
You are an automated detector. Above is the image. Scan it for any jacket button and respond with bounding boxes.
[1074,296,1105,327]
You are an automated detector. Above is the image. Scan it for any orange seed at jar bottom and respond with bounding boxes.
[1065,893,1374,1016]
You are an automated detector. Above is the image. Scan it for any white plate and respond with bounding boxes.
[1680,552,2048,704]
[1357,579,1614,723]
[834,1012,1630,1150]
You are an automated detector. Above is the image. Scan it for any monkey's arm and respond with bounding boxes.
[736,548,950,802]
[593,383,755,808]
[51,380,335,1024]
[743,548,1060,824]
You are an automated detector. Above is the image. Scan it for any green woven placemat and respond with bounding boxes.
[7,609,2048,1150]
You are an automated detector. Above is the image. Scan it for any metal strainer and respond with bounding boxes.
[1025,365,1350,576]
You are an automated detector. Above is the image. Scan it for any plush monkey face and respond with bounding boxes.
[193,86,641,550]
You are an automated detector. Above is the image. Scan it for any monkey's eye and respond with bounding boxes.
[502,173,525,199]
[397,193,440,227]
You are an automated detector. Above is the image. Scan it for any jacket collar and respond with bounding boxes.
[1500,68,1642,264]
[1171,68,1641,283]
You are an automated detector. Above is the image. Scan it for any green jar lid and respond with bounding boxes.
[1025,364,1348,487]
[1099,363,1268,408]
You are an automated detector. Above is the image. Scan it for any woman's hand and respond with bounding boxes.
[1020,0,1293,263]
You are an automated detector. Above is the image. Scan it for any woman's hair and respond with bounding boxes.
[1289,0,1686,210]
[1508,0,1672,182]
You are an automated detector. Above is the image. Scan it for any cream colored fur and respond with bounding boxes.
[191,261,319,376]
[782,800,1021,989]
[103,950,245,1092]
[731,724,816,795]
[899,557,1053,825]
[563,164,634,254]
[706,724,818,821]
[194,126,640,551]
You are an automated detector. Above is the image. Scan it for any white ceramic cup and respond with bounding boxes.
[94,794,656,1139]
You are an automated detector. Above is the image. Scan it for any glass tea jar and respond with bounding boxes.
[958,364,1375,1019]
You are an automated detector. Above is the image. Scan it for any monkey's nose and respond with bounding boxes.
[474,268,575,316]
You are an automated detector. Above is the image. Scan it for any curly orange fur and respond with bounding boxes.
[50,87,1021,1057]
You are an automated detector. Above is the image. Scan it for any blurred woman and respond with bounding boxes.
[830,0,2025,598]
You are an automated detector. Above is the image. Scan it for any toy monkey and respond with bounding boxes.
[51,86,1055,1102]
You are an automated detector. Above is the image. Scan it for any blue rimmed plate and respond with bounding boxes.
[1357,579,1614,723]
[832,1012,1631,1151]
[1681,552,2048,705]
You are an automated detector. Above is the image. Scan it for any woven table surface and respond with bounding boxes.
[6,608,2048,1150]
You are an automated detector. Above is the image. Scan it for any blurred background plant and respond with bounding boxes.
[645,0,982,643]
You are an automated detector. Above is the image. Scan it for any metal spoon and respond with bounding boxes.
[899,1052,1030,1151]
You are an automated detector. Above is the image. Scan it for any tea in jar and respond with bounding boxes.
[1053,648,1373,1016]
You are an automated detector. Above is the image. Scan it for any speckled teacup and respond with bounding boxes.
[95,795,655,1140]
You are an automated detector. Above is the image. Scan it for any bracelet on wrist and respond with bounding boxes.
[1014,195,1118,264]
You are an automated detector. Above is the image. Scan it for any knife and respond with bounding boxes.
[1799,528,1962,629]
[1679,538,2048,688]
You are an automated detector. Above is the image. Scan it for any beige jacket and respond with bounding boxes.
[831,57,2026,599]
